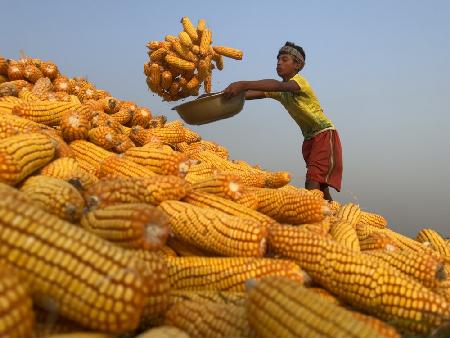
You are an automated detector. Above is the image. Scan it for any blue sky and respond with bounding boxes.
[2,0,449,237]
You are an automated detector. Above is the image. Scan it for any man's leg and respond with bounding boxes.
[320,183,333,202]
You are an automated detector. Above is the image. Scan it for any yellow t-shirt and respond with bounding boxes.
[265,74,334,140]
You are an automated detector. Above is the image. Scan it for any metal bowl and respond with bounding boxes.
[171,91,245,125]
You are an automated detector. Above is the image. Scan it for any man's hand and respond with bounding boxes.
[222,81,246,99]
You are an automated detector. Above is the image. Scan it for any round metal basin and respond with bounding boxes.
[171,91,245,125]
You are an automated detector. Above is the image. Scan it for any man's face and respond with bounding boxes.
[276,54,299,78]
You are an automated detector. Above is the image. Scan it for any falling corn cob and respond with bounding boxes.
[12,100,80,126]
[183,191,278,230]
[0,183,156,333]
[96,155,156,178]
[268,224,450,334]
[254,188,330,224]
[359,210,388,228]
[246,276,400,338]
[0,132,55,185]
[166,256,305,291]
[212,46,244,60]
[191,172,242,200]
[363,249,446,288]
[335,203,362,227]
[20,175,85,222]
[124,146,190,177]
[84,176,190,209]
[160,201,267,257]
[0,262,34,338]
[80,203,169,250]
[329,219,360,252]
[39,157,98,189]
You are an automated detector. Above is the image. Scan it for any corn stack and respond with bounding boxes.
[160,201,267,257]
[96,155,156,178]
[191,172,242,200]
[246,276,400,338]
[80,203,169,250]
[167,256,305,291]
[135,326,189,338]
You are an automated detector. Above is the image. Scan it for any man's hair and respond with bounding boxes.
[283,41,306,61]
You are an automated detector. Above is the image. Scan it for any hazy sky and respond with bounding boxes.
[2,0,449,237]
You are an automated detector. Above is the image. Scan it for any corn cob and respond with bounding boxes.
[97,155,156,178]
[247,276,400,338]
[39,61,60,80]
[20,175,85,222]
[52,76,72,92]
[88,126,118,150]
[165,55,196,72]
[81,203,169,250]
[39,128,76,159]
[0,99,20,113]
[167,236,214,257]
[0,133,55,185]
[296,217,332,236]
[168,290,246,308]
[160,201,267,257]
[148,126,187,145]
[212,52,224,71]
[112,134,135,153]
[0,262,34,338]
[329,219,360,252]
[264,171,291,188]
[7,61,25,80]
[183,191,278,229]
[18,87,40,101]
[130,107,152,128]
[0,113,44,138]
[268,224,450,333]
[184,162,216,184]
[335,203,362,227]
[359,210,388,228]
[124,146,190,177]
[212,46,243,60]
[307,287,343,306]
[234,188,259,210]
[12,100,80,126]
[359,232,398,251]
[254,188,330,224]
[69,140,115,174]
[84,176,190,209]
[60,107,91,142]
[416,228,450,258]
[180,16,199,43]
[191,172,242,200]
[0,183,153,333]
[149,47,169,63]
[135,326,190,338]
[39,157,98,190]
[23,64,43,83]
[108,108,131,125]
[165,300,255,338]
[363,249,446,288]
[182,127,201,144]
[167,256,305,291]
[0,57,8,75]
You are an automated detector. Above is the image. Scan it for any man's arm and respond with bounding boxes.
[223,79,300,98]
[245,90,266,100]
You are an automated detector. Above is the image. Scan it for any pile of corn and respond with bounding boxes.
[0,54,449,338]
[144,16,243,101]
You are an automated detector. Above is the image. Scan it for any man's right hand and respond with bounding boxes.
[222,81,246,99]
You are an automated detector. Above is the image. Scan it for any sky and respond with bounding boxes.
[2,0,449,237]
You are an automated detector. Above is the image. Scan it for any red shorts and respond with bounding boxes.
[302,129,343,192]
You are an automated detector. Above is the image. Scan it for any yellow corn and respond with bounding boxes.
[212,46,243,60]
[167,256,305,291]
[161,71,173,90]
[329,219,360,252]
[159,201,267,257]
[20,175,85,222]
[307,287,343,306]
[40,128,76,159]
[88,126,118,150]
[0,113,43,138]
[130,107,152,128]
[97,155,156,179]
[168,289,246,307]
[18,87,40,101]
[0,262,34,338]
[0,183,152,333]
[112,134,135,153]
[178,31,193,48]
[234,188,259,210]
[363,249,446,288]
[0,100,19,114]
[183,191,278,230]
[268,224,450,333]
[7,61,25,80]
[359,232,398,251]
[23,64,43,83]
[165,55,196,72]
[69,140,115,174]
[335,203,362,227]
[204,74,212,93]
[39,157,98,190]
[150,47,168,63]
[12,100,80,126]
[80,203,169,250]
[191,173,242,200]
[416,228,450,258]
[167,236,214,257]
[110,108,133,125]
[264,171,291,188]
[213,52,224,71]
[0,133,55,185]
[359,210,388,228]
[165,300,254,338]
[254,188,330,224]
[135,326,189,338]
[84,176,190,209]
[124,146,190,177]
[247,276,400,338]
[199,29,212,56]
[60,106,91,142]
[182,127,201,144]
[39,60,60,80]
[180,16,199,43]
[197,59,210,81]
